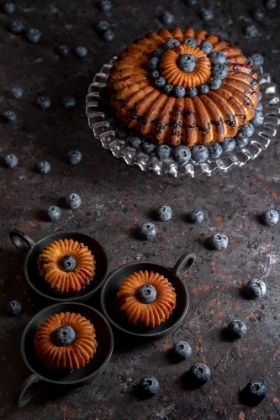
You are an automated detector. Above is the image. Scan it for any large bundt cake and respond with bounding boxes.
[37,239,96,294]
[107,27,260,148]
[117,270,177,328]
[34,311,98,372]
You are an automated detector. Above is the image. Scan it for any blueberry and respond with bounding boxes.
[245,24,259,38]
[155,144,172,162]
[261,209,279,226]
[127,134,142,148]
[208,143,223,158]
[115,125,129,140]
[189,363,211,385]
[7,300,22,316]
[235,132,249,148]
[52,325,76,346]
[191,145,209,162]
[141,141,156,155]
[209,51,227,65]
[150,70,160,79]
[62,96,76,109]
[4,154,18,168]
[139,223,157,240]
[172,341,192,361]
[200,41,212,55]
[209,76,222,90]
[9,20,25,34]
[57,44,70,57]
[241,381,266,405]
[209,233,228,250]
[3,110,16,123]
[211,63,228,79]
[251,110,264,126]
[11,87,23,99]
[188,210,204,224]
[37,96,51,109]
[139,376,160,397]
[60,255,77,272]
[265,0,278,10]
[156,205,173,221]
[46,205,61,221]
[227,320,247,338]
[26,28,42,43]
[102,29,115,42]
[245,278,267,298]
[198,84,210,95]
[239,122,254,137]
[65,193,82,209]
[97,0,112,12]
[137,284,157,303]
[148,57,160,70]
[185,87,198,98]
[256,102,263,111]
[3,2,15,14]
[173,86,186,98]
[37,161,51,174]
[173,145,191,164]
[153,49,165,59]
[183,38,198,47]
[258,91,262,101]
[162,84,174,95]
[252,8,265,22]
[220,137,236,152]
[96,20,111,32]
[154,76,166,88]
[200,9,214,22]
[161,10,175,26]
[178,54,197,73]
[251,53,264,67]
[75,46,88,58]
[66,150,82,164]
[163,39,180,50]
[185,0,197,6]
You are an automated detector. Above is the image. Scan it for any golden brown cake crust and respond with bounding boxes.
[34,311,98,372]
[37,239,96,294]
[107,27,260,147]
[117,270,177,328]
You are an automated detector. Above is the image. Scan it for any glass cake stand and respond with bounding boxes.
[86,58,280,178]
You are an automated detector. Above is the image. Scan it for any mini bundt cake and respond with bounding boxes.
[107,27,260,148]
[34,311,98,372]
[37,239,96,294]
[117,270,177,328]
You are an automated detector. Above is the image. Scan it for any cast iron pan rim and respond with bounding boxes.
[20,302,114,386]
[100,261,190,338]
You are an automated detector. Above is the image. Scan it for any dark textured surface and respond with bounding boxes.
[1,0,280,419]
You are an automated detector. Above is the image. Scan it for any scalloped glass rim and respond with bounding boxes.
[86,58,280,178]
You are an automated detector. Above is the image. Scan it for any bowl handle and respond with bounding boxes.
[9,229,36,253]
[17,372,43,408]
[172,253,196,278]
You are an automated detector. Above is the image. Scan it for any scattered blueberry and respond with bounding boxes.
[75,46,88,58]
[139,376,160,397]
[160,10,175,26]
[173,86,186,98]
[11,87,23,99]
[26,28,42,43]
[220,137,236,152]
[148,57,160,70]
[172,341,192,361]
[189,363,211,385]
[239,122,254,137]
[37,161,51,174]
[139,223,157,240]
[251,53,264,67]
[235,132,249,148]
[153,49,165,59]
[227,319,247,338]
[141,141,156,155]
[3,110,16,123]
[183,38,198,47]
[3,2,15,14]
[252,8,265,22]
[200,41,212,55]
[155,144,172,162]
[185,87,198,98]
[265,0,278,10]
[7,300,22,316]
[62,96,76,109]
[191,145,209,162]
[245,278,267,298]
[102,29,115,42]
[162,84,174,95]
[65,193,82,209]
[188,210,204,224]
[52,325,76,346]
[137,284,157,303]
[154,76,167,88]
[46,205,61,221]
[37,96,51,109]
[211,63,228,79]
[127,134,142,148]
[9,20,25,34]
[97,0,112,12]
[245,24,259,38]
[200,9,214,22]
[198,84,210,95]
[209,233,228,250]
[173,145,191,164]
[57,44,70,57]
[261,209,279,226]
[208,143,223,158]
[163,39,180,50]
[96,20,111,32]
[209,51,227,65]
[241,381,266,405]
[4,154,18,168]
[156,205,173,221]
[251,110,264,126]
[60,255,77,272]
[66,150,82,165]
[209,76,222,90]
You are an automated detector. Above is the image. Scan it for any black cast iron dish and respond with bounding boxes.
[9,229,109,302]
[100,252,196,339]
[17,302,114,408]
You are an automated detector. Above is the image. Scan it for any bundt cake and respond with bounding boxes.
[34,311,98,372]
[117,270,177,328]
[107,27,260,148]
[37,239,96,294]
